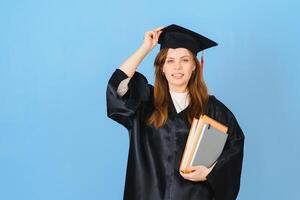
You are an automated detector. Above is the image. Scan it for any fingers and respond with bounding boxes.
[145,31,154,37]
[146,26,164,39]
[155,26,164,39]
[143,26,164,49]
[180,171,194,179]
[182,170,197,177]
[180,165,210,182]
[157,30,163,38]
[153,26,165,31]
[146,30,158,39]
[152,30,161,44]
[153,31,158,41]
[188,165,207,171]
[185,167,205,176]
[180,171,206,182]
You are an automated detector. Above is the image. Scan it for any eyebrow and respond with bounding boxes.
[166,55,190,59]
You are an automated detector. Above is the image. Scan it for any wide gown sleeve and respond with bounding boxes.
[206,114,245,200]
[106,68,151,130]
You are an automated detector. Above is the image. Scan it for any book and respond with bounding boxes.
[180,114,228,174]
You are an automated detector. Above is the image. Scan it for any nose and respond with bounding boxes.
[174,61,182,70]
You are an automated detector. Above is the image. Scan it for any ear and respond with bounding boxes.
[193,65,196,71]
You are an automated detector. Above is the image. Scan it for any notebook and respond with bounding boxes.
[180,115,228,173]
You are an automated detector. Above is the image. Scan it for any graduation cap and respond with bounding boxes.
[158,24,218,56]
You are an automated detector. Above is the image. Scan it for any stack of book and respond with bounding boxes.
[180,115,228,174]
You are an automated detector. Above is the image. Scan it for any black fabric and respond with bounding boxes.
[158,24,218,55]
[106,68,245,200]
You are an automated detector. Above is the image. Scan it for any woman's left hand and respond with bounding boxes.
[179,162,217,182]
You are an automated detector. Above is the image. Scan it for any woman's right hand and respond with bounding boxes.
[142,26,164,52]
[119,26,164,78]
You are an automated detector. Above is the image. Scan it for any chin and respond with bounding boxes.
[169,81,187,88]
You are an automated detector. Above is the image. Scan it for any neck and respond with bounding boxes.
[169,85,188,93]
[170,90,188,93]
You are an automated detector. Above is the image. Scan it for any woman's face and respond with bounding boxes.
[162,48,196,92]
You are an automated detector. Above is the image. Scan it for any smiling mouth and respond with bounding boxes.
[172,73,184,78]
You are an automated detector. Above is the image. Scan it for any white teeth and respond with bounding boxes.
[172,73,184,77]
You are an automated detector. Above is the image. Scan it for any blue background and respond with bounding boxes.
[1,0,299,199]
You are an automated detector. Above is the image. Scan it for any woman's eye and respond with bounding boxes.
[166,60,173,63]
[183,59,189,62]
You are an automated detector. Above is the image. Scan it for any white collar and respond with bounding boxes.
[169,90,190,113]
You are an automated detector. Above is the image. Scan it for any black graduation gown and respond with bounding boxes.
[106,68,245,200]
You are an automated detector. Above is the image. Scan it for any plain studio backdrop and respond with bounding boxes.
[0,0,299,199]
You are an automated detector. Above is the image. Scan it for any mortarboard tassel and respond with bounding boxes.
[200,51,204,71]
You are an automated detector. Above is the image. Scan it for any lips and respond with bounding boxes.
[172,73,184,78]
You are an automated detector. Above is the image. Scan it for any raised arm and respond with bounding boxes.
[119,26,164,77]
[107,26,164,130]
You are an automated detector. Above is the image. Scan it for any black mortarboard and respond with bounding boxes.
[158,24,218,55]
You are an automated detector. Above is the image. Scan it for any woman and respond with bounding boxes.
[106,24,245,200]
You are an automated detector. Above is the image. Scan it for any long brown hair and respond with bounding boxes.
[146,48,209,128]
